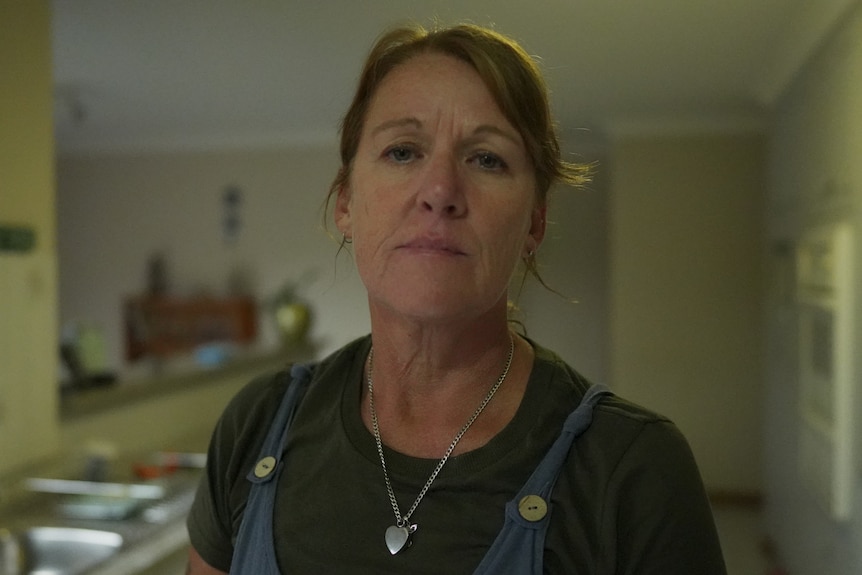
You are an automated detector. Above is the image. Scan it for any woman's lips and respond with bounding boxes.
[400,236,466,255]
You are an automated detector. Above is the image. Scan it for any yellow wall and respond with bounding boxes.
[0,0,60,475]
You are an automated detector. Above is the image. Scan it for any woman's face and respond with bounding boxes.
[335,52,545,325]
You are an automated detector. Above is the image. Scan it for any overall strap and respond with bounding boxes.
[472,383,613,575]
[229,363,316,575]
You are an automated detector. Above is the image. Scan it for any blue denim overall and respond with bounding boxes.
[229,363,610,574]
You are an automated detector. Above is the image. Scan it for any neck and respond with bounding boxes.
[366,298,511,385]
[361,323,533,458]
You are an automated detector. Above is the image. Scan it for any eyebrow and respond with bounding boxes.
[371,117,522,147]
[370,117,423,137]
[470,124,523,148]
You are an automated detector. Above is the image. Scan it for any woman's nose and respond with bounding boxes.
[416,154,466,217]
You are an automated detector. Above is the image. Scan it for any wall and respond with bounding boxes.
[516,140,609,383]
[609,133,766,493]
[0,1,59,477]
[56,146,367,377]
[764,3,862,573]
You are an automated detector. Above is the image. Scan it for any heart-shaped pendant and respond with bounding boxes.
[385,524,414,555]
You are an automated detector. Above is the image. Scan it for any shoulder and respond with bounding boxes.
[202,368,295,494]
[591,395,682,461]
[584,401,723,572]
[217,336,369,435]
[533,341,672,424]
[589,397,700,496]
[531,342,695,479]
[533,346,724,572]
[214,369,291,442]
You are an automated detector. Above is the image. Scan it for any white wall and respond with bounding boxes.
[765,3,862,573]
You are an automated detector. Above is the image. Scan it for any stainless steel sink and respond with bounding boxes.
[0,467,202,575]
[14,526,123,575]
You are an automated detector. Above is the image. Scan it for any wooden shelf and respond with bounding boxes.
[124,296,257,361]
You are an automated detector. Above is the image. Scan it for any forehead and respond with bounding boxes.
[364,52,511,129]
[380,51,479,87]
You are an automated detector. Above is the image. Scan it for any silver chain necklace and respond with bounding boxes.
[367,334,515,555]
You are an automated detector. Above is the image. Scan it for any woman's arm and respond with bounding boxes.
[607,420,727,574]
[186,546,229,575]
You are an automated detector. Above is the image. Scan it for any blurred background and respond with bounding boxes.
[3,1,862,573]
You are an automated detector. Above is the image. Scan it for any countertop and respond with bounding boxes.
[59,348,297,421]
[1,468,202,575]
[0,350,313,575]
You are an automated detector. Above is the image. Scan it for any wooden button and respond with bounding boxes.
[254,456,277,478]
[518,495,548,521]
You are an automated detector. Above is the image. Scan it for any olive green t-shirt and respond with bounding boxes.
[188,337,726,574]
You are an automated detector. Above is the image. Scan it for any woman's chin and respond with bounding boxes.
[370,290,505,327]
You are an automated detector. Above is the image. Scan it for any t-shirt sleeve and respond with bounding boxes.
[606,419,727,575]
[186,372,286,572]
[186,425,236,572]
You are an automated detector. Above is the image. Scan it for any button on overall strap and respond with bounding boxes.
[229,363,315,575]
[473,384,613,575]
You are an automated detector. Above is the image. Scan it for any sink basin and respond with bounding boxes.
[17,527,123,575]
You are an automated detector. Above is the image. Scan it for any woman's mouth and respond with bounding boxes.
[400,236,466,255]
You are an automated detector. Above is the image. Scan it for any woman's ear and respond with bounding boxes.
[333,181,353,239]
[526,205,547,255]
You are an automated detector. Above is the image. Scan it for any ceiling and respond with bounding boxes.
[51,0,853,154]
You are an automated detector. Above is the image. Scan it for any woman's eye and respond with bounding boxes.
[385,146,417,164]
[472,152,508,171]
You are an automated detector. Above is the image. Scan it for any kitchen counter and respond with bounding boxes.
[1,469,200,575]
[60,348,299,421]
[86,472,199,575]
[1,347,315,574]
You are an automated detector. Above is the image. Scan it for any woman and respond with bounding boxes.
[187,23,727,574]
